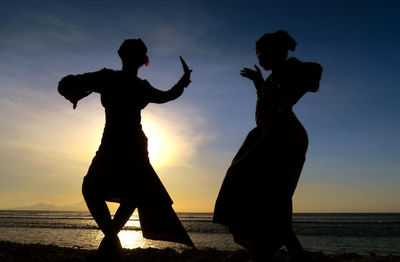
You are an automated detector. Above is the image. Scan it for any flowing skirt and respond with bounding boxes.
[83,127,194,247]
[213,114,308,246]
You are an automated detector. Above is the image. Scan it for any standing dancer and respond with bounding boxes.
[214,30,322,261]
[58,39,194,258]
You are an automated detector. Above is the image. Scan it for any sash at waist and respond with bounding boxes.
[98,123,148,151]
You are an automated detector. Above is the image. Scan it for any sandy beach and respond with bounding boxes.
[1,241,399,262]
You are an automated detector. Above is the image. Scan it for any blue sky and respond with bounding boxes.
[0,0,399,212]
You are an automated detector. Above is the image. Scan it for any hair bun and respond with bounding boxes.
[275,30,297,51]
[256,30,297,52]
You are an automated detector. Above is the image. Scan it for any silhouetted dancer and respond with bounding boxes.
[213,30,322,262]
[58,39,194,259]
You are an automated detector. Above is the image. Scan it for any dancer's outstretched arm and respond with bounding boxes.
[58,69,112,108]
[148,56,192,104]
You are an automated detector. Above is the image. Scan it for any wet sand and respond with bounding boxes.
[0,241,399,262]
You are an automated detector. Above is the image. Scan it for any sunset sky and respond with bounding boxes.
[0,0,399,212]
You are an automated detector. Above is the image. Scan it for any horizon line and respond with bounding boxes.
[1,209,400,214]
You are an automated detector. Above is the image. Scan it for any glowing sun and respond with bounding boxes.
[141,120,171,167]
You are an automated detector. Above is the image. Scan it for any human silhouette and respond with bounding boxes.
[213,30,322,261]
[58,39,194,259]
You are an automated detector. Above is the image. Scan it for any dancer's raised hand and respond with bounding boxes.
[240,65,263,83]
[178,56,192,88]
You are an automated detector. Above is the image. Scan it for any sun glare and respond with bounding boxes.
[144,127,160,161]
[141,120,171,167]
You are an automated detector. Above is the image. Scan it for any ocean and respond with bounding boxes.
[0,211,399,255]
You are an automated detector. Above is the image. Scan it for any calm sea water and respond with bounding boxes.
[0,211,399,255]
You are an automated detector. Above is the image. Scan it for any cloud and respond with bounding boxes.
[0,82,105,194]
[142,103,215,168]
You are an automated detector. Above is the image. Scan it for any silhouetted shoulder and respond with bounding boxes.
[284,58,322,92]
[87,68,116,93]
[138,78,153,89]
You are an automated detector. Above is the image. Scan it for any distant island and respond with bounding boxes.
[4,201,88,211]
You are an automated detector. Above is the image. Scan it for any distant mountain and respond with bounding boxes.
[12,202,59,210]
[9,201,88,211]
[58,201,88,211]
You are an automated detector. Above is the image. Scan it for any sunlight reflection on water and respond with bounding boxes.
[124,219,140,228]
[116,230,189,250]
[118,231,147,249]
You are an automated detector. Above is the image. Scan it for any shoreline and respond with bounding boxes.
[1,241,399,262]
